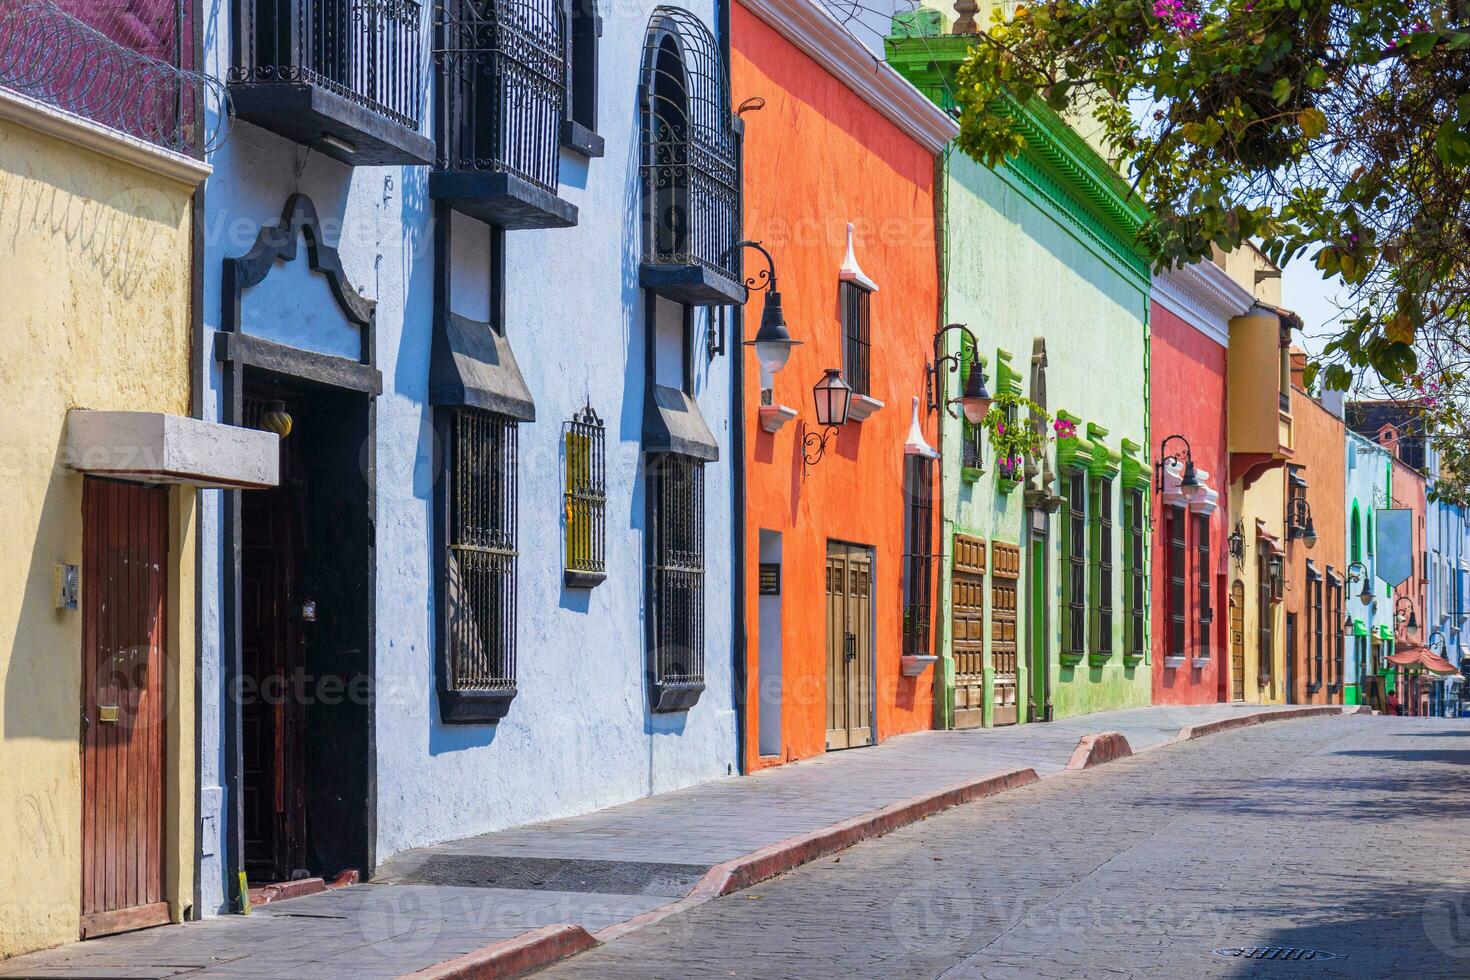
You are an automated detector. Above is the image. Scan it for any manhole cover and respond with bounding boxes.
[1213,947,1340,961]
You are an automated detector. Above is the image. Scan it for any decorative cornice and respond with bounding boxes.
[741,0,959,153]
[0,85,210,186]
[1153,261,1255,348]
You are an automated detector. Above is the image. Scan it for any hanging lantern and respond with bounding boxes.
[261,400,293,439]
[958,361,992,425]
[812,369,853,428]
[745,288,802,378]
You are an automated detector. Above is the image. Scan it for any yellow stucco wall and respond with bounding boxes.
[0,114,196,957]
[1231,469,1288,704]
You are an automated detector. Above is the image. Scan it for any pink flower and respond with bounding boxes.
[997,421,1006,436]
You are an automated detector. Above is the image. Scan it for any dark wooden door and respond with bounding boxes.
[1230,580,1246,701]
[826,543,873,750]
[80,478,170,939]
[991,542,1021,726]
[241,394,308,883]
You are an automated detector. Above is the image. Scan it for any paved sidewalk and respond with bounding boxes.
[0,703,1319,979]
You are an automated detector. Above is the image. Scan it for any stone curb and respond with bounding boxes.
[1065,731,1133,770]
[397,924,600,980]
[396,703,1366,978]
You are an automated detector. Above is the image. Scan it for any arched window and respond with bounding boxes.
[638,6,742,305]
[1350,501,1362,562]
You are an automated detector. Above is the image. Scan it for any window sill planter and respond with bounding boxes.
[961,465,984,485]
[1192,656,1211,669]
[438,688,516,726]
[997,472,1023,496]
[1163,655,1187,669]
[560,119,604,158]
[431,170,578,231]
[900,654,938,677]
[564,568,606,590]
[846,393,884,423]
[650,679,705,713]
[758,404,798,434]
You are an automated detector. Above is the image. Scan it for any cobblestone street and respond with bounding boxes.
[541,714,1470,979]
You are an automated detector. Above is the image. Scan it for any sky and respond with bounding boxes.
[1282,259,1349,360]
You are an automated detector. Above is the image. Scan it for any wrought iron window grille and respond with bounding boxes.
[563,402,606,588]
[1258,549,1274,684]
[0,0,226,155]
[442,408,518,718]
[435,0,565,190]
[1063,471,1087,659]
[841,281,871,398]
[639,6,741,284]
[1091,477,1114,660]
[562,0,600,152]
[1195,511,1212,660]
[232,0,424,129]
[1165,503,1187,659]
[1127,488,1148,658]
[649,453,705,712]
[902,456,935,658]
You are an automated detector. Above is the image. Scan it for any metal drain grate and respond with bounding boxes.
[393,854,710,898]
[1213,947,1340,961]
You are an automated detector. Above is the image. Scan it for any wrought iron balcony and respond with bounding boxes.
[430,0,576,229]
[638,7,743,306]
[229,0,434,166]
[0,0,223,156]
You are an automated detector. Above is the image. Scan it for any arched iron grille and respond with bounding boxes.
[435,0,565,191]
[639,6,740,280]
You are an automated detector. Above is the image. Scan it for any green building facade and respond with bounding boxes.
[888,16,1154,727]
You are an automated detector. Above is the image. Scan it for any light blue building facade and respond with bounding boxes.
[195,0,743,914]
[1425,461,1469,714]
[1344,429,1394,704]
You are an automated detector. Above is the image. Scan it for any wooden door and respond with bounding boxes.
[1230,580,1246,701]
[826,543,873,750]
[951,535,986,729]
[991,543,1021,726]
[80,478,169,939]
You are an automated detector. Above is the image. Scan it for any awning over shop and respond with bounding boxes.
[644,384,718,461]
[65,410,279,489]
[1386,644,1459,676]
[429,312,536,422]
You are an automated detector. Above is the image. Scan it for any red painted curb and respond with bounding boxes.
[397,924,599,980]
[1177,705,1351,740]
[1065,731,1133,770]
[595,765,1039,943]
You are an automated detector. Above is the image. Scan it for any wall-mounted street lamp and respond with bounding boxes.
[1228,520,1246,567]
[1396,595,1419,634]
[925,323,992,426]
[804,368,853,465]
[1347,561,1375,605]
[735,240,802,388]
[1156,433,1201,500]
[1286,495,1318,549]
[1428,630,1448,654]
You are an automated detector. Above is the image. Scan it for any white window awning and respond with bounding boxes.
[65,410,279,489]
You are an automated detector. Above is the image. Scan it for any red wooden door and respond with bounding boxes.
[80,478,169,939]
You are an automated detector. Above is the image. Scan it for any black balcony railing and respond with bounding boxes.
[0,0,223,155]
[638,6,741,302]
[231,0,423,131]
[434,0,564,193]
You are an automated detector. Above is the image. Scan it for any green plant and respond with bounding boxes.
[983,392,1052,478]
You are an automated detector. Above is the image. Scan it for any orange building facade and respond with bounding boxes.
[731,0,956,769]
[1284,363,1348,705]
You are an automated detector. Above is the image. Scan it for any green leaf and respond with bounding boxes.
[1272,77,1293,105]
[1297,108,1328,139]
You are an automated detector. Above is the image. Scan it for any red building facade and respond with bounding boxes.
[1149,263,1254,704]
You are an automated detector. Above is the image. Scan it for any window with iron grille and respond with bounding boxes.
[639,7,740,282]
[841,281,872,397]
[902,456,935,657]
[1258,550,1274,683]
[1063,471,1087,658]
[434,0,566,191]
[1090,477,1114,658]
[1328,569,1344,690]
[960,335,983,470]
[1126,488,1147,658]
[649,454,705,702]
[1195,512,1212,660]
[566,0,599,137]
[563,403,606,586]
[444,408,518,694]
[1308,563,1323,691]
[1165,504,1187,658]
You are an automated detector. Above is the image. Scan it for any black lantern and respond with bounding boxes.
[1156,434,1201,500]
[804,369,852,465]
[1396,596,1419,633]
[926,323,990,424]
[1348,560,1374,604]
[1287,494,1317,550]
[735,241,803,381]
[1228,520,1246,566]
